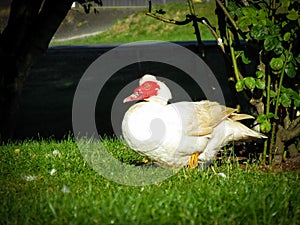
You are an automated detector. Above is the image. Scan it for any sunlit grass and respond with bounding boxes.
[1,137,299,224]
[51,2,218,46]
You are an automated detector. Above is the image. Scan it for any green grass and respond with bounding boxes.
[51,2,218,46]
[1,137,300,224]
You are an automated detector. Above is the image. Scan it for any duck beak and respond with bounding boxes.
[123,92,142,103]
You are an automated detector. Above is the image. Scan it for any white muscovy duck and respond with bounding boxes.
[122,74,266,169]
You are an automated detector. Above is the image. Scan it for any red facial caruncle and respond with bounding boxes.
[123,81,160,102]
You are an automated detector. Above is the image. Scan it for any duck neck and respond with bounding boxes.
[146,96,168,105]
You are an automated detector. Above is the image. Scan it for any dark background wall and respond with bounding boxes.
[15,41,242,140]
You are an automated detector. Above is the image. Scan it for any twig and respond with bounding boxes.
[215,0,248,41]
[278,116,300,141]
[228,30,243,81]
[215,0,239,31]
[274,44,293,120]
[199,17,225,53]
[288,116,300,130]
[145,12,192,25]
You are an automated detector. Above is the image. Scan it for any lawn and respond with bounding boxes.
[51,1,218,46]
[1,137,299,225]
[1,2,300,224]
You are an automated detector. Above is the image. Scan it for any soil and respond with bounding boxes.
[253,156,300,173]
[218,145,300,173]
[257,158,300,173]
[274,156,300,172]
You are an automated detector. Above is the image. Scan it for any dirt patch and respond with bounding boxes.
[217,144,300,173]
[269,156,300,172]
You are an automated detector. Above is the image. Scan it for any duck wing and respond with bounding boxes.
[170,100,237,137]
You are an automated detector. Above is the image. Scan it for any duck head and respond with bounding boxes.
[123,74,172,105]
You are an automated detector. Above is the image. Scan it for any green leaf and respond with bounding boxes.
[235,80,244,92]
[241,52,251,64]
[270,90,277,98]
[287,9,299,21]
[280,0,290,7]
[251,25,268,40]
[264,36,280,51]
[285,51,293,62]
[256,70,265,78]
[279,53,286,61]
[257,114,267,123]
[274,43,284,55]
[260,120,271,133]
[281,21,288,27]
[283,32,291,41]
[255,79,265,89]
[280,93,292,107]
[295,54,300,64]
[266,112,275,119]
[285,62,296,78]
[282,87,296,97]
[270,57,284,70]
[257,9,268,20]
[238,17,251,31]
[295,99,300,107]
[241,7,257,17]
[241,7,250,16]
[291,90,300,100]
[284,88,300,101]
[268,24,281,36]
[263,90,267,97]
[244,77,256,90]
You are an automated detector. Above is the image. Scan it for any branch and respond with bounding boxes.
[228,29,244,81]
[145,12,192,25]
[278,116,300,142]
[215,0,239,31]
[288,116,300,131]
[146,11,225,57]
[215,0,248,41]
[198,17,225,54]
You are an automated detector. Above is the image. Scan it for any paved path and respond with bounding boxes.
[52,8,142,42]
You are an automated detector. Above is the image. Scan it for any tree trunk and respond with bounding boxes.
[0,0,73,141]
